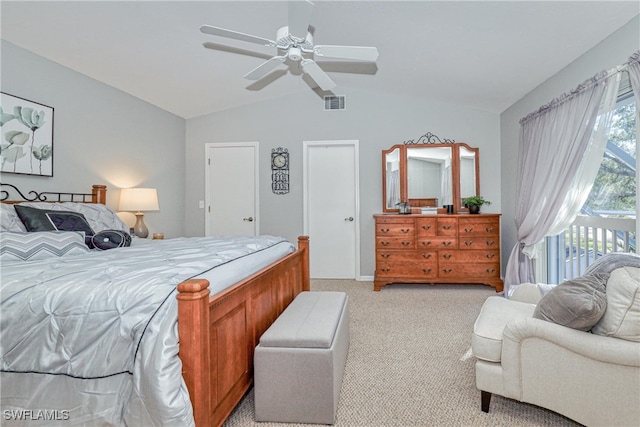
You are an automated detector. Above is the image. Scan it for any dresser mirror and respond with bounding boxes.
[382,142,480,213]
[383,147,401,210]
[407,146,452,208]
[458,144,479,210]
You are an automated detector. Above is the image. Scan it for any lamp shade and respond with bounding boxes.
[119,188,159,212]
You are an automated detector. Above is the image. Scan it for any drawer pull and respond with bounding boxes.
[381,268,391,273]
[486,240,496,246]
[485,268,496,274]
[422,253,432,259]
[442,268,452,274]
[422,268,432,274]
[485,227,495,233]
[442,224,452,230]
[485,253,495,259]
[380,241,390,246]
[422,224,432,230]
[381,253,390,259]
[443,253,452,259]
[380,228,390,233]
[442,241,452,247]
[401,228,410,233]
[421,241,432,246]
[401,241,411,246]
[464,227,473,233]
[464,240,474,247]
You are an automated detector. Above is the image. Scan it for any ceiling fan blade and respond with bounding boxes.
[244,56,287,80]
[301,59,336,91]
[200,25,276,47]
[313,45,379,62]
[288,0,314,40]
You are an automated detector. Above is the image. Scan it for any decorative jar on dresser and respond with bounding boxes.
[374,213,503,292]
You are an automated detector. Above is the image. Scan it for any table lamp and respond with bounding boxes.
[119,188,159,238]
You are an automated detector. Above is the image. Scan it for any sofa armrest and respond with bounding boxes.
[503,317,640,367]
[499,317,640,426]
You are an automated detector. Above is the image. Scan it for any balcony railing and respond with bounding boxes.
[547,214,636,282]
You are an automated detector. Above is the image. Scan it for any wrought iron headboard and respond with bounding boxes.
[0,183,107,204]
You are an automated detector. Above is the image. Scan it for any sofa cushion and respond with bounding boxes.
[532,274,608,331]
[592,267,640,342]
[472,296,536,363]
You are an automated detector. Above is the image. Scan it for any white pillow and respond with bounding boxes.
[1,204,27,232]
[20,202,128,233]
[592,266,640,342]
[0,231,90,261]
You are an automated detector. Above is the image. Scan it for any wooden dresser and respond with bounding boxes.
[374,213,503,292]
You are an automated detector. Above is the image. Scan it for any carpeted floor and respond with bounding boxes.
[223,280,581,427]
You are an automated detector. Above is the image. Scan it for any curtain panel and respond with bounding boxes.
[504,63,627,292]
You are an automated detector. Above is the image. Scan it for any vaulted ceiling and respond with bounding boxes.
[2,1,638,119]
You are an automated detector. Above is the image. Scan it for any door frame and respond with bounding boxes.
[303,140,361,280]
[204,142,260,236]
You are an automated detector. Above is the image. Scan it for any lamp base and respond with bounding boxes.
[133,212,149,238]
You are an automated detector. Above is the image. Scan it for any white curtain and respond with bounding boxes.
[504,69,622,292]
[628,52,640,242]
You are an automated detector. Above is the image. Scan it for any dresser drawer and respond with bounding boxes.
[376,237,415,249]
[439,262,501,278]
[415,218,437,236]
[436,217,458,236]
[376,262,438,278]
[438,249,500,263]
[377,250,436,263]
[376,223,415,236]
[459,237,499,250]
[417,237,458,250]
[458,217,499,237]
[376,216,414,225]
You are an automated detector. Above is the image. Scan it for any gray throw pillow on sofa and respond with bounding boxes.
[533,273,609,331]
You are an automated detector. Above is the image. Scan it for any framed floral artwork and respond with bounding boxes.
[0,92,54,177]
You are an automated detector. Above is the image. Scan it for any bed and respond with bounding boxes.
[0,183,310,426]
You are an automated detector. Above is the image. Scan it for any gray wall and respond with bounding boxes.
[499,16,640,270]
[1,41,186,238]
[186,88,500,278]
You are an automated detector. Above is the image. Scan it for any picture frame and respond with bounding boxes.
[0,92,54,177]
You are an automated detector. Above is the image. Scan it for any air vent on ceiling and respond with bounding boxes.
[324,95,346,111]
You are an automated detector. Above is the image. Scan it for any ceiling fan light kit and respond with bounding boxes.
[200,0,378,92]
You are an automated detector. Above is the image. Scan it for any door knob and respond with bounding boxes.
[345,217,354,222]
[243,217,254,222]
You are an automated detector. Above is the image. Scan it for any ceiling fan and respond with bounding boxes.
[199,0,379,91]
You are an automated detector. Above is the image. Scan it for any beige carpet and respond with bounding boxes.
[223,280,580,427]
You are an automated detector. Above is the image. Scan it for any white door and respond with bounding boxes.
[205,142,259,236]
[304,141,359,279]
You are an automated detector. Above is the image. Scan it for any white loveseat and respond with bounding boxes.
[472,253,640,426]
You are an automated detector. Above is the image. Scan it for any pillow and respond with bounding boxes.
[14,205,95,246]
[21,202,128,234]
[0,231,90,261]
[1,204,27,232]
[532,273,609,331]
[91,229,132,250]
[592,267,640,342]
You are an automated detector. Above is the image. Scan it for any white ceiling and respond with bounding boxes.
[1,1,638,119]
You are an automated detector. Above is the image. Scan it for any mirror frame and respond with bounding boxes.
[381,142,480,213]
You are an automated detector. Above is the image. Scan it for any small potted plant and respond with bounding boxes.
[462,196,491,214]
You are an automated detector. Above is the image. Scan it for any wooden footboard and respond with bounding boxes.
[177,236,310,427]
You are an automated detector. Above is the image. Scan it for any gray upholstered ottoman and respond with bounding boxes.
[254,291,350,424]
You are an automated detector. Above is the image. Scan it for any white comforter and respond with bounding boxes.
[0,235,293,426]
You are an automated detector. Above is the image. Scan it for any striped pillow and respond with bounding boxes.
[0,231,90,262]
